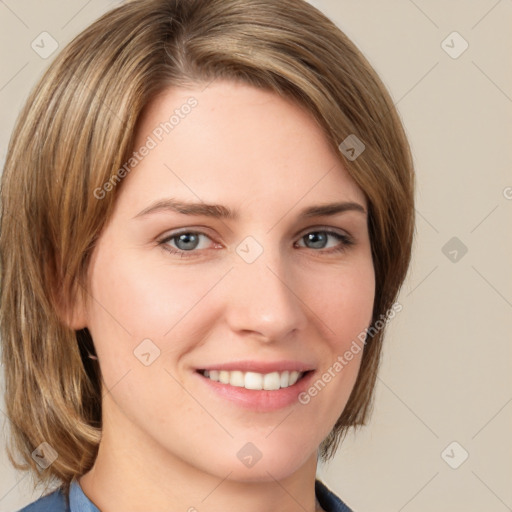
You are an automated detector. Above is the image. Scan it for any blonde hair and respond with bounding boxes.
[0,0,414,496]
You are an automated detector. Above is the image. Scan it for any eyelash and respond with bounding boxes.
[157,228,354,258]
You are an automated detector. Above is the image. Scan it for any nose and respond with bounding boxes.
[223,245,308,342]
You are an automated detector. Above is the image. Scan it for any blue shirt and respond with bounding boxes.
[16,478,353,512]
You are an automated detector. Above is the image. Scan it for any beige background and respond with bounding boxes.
[1,1,511,511]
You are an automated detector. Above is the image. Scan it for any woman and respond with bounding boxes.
[0,0,415,511]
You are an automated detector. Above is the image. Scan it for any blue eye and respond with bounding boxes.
[296,230,354,253]
[159,231,212,256]
[170,232,202,251]
[158,228,354,258]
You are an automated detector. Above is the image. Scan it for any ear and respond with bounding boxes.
[54,281,88,331]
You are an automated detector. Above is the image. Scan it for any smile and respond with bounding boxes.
[198,369,308,390]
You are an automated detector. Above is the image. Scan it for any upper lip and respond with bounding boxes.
[197,360,316,374]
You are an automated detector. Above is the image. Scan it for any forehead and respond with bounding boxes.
[115,80,366,217]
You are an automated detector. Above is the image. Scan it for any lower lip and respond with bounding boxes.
[195,370,316,412]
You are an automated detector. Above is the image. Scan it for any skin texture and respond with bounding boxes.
[73,79,375,512]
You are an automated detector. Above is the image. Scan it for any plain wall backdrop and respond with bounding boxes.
[1,1,511,511]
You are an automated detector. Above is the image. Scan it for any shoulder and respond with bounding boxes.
[16,486,68,512]
[315,479,355,512]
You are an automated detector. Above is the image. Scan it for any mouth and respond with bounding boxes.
[196,369,313,391]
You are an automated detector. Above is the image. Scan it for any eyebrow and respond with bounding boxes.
[132,198,367,220]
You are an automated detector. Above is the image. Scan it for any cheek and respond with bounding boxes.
[84,251,221,420]
[85,249,227,367]
[296,264,374,427]
[298,258,374,412]
[302,259,375,349]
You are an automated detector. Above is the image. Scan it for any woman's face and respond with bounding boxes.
[79,80,375,481]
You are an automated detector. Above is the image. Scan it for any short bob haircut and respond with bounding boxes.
[0,0,414,496]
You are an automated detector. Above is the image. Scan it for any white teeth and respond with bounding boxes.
[201,369,305,390]
[289,370,300,386]
[229,371,245,387]
[263,372,281,391]
[245,372,263,390]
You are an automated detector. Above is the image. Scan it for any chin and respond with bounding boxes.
[207,443,316,483]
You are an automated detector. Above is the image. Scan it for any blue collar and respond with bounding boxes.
[66,478,352,512]
[69,479,100,512]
